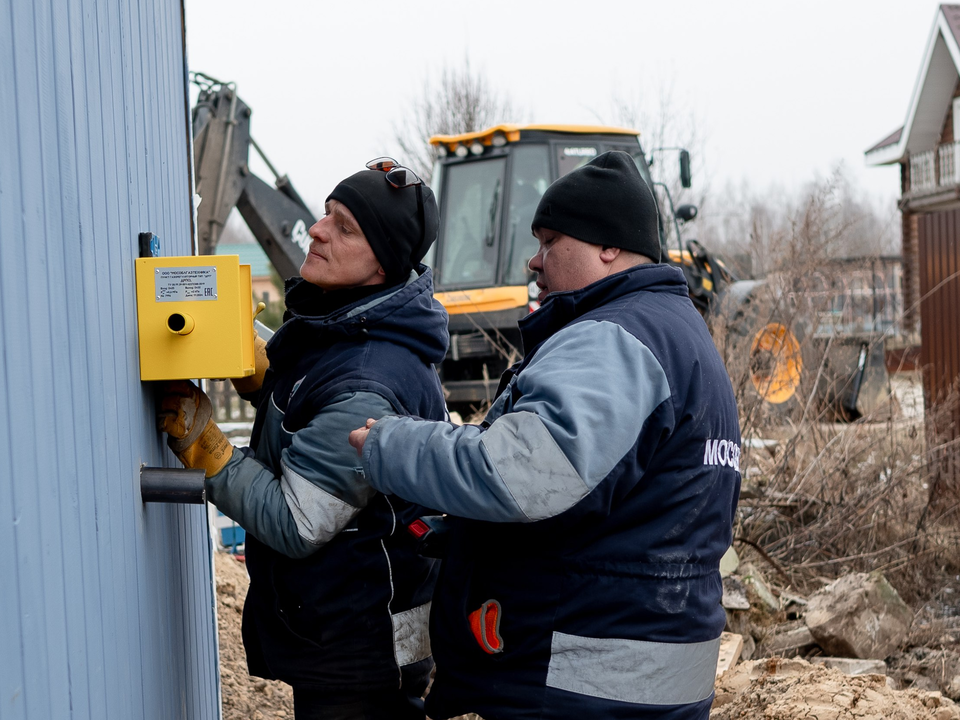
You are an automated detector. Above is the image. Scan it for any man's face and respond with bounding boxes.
[528,228,608,303]
[300,200,385,290]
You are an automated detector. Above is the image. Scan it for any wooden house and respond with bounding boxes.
[867,3,960,491]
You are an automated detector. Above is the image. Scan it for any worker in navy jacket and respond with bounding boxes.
[159,160,448,720]
[350,151,741,720]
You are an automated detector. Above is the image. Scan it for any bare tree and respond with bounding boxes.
[393,58,518,183]
[700,167,902,278]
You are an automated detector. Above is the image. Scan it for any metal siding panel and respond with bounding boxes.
[163,0,214,706]
[93,0,145,713]
[919,214,936,403]
[944,212,952,391]
[919,210,960,461]
[948,212,958,395]
[75,3,130,717]
[9,0,70,716]
[3,0,218,716]
[63,0,112,713]
[46,0,101,715]
[0,2,29,714]
[943,212,955,395]
[119,0,168,713]
[938,214,947,395]
[934,213,945,396]
[943,210,958,438]
[181,508,198,719]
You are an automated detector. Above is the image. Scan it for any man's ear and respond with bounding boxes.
[599,246,621,264]
[377,266,386,277]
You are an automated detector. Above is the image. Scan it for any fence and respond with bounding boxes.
[783,256,904,337]
[205,380,257,424]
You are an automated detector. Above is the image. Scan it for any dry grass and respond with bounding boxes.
[712,184,960,608]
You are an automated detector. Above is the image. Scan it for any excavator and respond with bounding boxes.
[191,74,888,423]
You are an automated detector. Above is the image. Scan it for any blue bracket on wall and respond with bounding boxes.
[138,231,161,258]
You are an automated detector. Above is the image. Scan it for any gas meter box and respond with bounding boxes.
[135,255,256,381]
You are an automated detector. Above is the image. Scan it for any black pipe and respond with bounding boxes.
[141,467,206,504]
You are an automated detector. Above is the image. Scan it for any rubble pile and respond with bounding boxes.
[721,551,960,706]
[214,548,960,719]
[712,657,960,719]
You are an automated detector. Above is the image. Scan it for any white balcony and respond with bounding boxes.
[910,149,935,192]
[939,141,960,186]
[906,142,960,198]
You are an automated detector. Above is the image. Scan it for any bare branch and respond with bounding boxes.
[393,58,519,183]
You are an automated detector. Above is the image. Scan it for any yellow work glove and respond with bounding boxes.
[231,332,269,395]
[158,380,233,477]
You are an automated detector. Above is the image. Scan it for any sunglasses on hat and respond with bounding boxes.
[366,157,427,262]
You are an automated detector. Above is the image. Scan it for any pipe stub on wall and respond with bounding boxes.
[141,467,206,504]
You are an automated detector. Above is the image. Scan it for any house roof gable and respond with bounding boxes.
[866,4,960,166]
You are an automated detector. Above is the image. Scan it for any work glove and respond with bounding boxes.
[158,380,233,477]
[231,332,269,395]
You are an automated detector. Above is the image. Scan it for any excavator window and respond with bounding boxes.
[556,144,599,177]
[503,145,551,285]
[436,157,506,288]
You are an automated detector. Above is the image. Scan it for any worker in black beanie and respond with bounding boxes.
[348,152,740,720]
[327,167,439,282]
[160,157,449,719]
[531,149,661,262]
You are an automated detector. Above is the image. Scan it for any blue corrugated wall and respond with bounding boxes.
[0,0,220,718]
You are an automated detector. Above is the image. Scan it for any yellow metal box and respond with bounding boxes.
[135,255,256,381]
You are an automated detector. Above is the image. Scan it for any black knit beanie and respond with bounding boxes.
[531,150,661,262]
[326,169,439,280]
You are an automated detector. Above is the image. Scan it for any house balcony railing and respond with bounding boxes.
[907,142,960,195]
[909,149,935,192]
[939,142,958,185]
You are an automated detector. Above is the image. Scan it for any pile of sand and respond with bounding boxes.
[712,657,960,719]
[215,553,294,720]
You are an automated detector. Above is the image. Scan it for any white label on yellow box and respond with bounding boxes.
[155,266,218,302]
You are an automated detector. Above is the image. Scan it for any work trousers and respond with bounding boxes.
[292,681,428,720]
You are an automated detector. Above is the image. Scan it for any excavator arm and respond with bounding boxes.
[191,74,315,280]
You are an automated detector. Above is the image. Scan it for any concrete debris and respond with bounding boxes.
[762,622,818,657]
[812,657,888,676]
[740,562,780,612]
[721,576,750,611]
[719,545,739,577]
[804,571,913,659]
[716,632,744,677]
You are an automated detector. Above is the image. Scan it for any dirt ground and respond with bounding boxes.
[712,658,960,719]
[215,552,294,720]
[216,552,958,720]
[214,553,480,720]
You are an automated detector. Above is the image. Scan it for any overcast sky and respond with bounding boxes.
[184,0,944,216]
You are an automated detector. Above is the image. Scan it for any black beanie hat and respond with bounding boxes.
[531,150,661,262]
[327,169,439,280]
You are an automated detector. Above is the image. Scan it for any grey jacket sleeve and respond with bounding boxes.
[362,320,671,523]
[206,390,396,558]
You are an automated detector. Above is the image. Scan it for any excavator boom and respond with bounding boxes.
[192,75,314,279]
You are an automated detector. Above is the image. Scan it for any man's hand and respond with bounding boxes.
[231,333,269,395]
[158,380,233,477]
[348,418,377,457]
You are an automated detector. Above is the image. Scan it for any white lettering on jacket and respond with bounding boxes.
[704,439,740,472]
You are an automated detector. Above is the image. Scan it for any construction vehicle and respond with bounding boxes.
[425,124,730,408]
[425,124,890,421]
[191,73,314,281]
[190,75,887,422]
